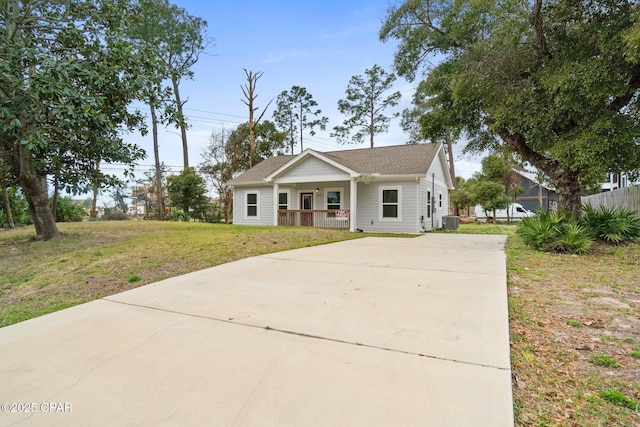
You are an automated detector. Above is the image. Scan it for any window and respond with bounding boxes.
[380,186,401,220]
[278,192,288,210]
[327,190,341,210]
[246,192,258,217]
[439,192,442,208]
[427,191,432,218]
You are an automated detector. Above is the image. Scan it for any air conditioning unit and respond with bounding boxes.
[442,215,460,231]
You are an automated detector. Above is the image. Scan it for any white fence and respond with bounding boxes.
[581,185,640,214]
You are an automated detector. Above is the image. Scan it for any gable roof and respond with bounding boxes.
[229,143,446,185]
[228,155,295,185]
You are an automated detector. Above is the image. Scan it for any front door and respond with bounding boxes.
[300,192,314,226]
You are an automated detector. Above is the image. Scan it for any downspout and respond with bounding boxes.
[272,182,279,226]
[431,173,435,230]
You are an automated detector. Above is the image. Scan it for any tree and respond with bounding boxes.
[332,64,401,148]
[132,0,210,169]
[241,69,273,167]
[450,177,474,217]
[470,154,519,222]
[273,86,328,154]
[381,0,640,216]
[471,180,510,223]
[166,167,209,220]
[125,0,185,220]
[136,163,169,218]
[199,129,234,223]
[1,0,149,239]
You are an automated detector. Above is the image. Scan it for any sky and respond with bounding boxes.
[117,0,482,188]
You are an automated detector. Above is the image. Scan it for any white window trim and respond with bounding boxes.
[278,189,290,210]
[245,190,260,219]
[325,187,344,210]
[379,185,402,221]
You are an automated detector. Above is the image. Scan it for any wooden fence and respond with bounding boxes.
[581,185,640,214]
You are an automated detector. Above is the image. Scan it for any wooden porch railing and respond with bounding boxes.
[278,210,350,230]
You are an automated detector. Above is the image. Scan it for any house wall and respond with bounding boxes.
[232,186,274,226]
[279,157,348,180]
[423,163,450,230]
[355,180,419,233]
[233,182,353,225]
[285,183,352,210]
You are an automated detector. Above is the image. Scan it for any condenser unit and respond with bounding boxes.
[442,215,460,231]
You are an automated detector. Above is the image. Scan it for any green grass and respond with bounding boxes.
[566,318,583,328]
[589,354,618,368]
[600,389,639,410]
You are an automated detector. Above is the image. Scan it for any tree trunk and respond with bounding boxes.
[19,149,60,240]
[51,178,59,221]
[2,187,15,228]
[90,160,99,220]
[550,170,582,216]
[489,121,583,216]
[150,103,165,220]
[299,103,304,153]
[445,129,458,215]
[171,75,189,169]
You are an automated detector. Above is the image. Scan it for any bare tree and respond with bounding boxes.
[241,69,273,167]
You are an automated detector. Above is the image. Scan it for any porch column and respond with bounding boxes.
[350,178,356,232]
[272,182,279,226]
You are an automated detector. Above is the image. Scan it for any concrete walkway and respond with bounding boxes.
[0,234,513,426]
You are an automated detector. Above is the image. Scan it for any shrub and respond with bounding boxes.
[556,223,593,255]
[517,210,592,254]
[580,205,640,244]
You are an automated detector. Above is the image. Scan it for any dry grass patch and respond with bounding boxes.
[508,238,640,426]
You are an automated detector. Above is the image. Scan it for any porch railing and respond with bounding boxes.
[278,210,350,230]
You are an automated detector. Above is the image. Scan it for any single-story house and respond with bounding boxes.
[228,143,454,233]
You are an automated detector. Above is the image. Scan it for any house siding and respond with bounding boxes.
[233,187,274,226]
[419,161,451,230]
[280,156,349,180]
[275,182,352,210]
[355,180,419,233]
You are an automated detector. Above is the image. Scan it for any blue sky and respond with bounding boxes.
[123,0,481,183]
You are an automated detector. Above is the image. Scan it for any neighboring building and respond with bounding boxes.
[601,171,639,192]
[510,170,557,213]
[229,143,454,233]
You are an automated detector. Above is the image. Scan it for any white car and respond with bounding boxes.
[474,203,535,221]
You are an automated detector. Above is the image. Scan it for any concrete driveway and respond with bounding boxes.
[0,234,513,426]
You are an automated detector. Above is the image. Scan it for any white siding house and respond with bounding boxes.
[229,143,454,233]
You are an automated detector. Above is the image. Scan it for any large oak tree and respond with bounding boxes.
[381,0,640,215]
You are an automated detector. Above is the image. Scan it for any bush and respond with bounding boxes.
[55,197,86,222]
[517,210,593,254]
[103,211,129,221]
[580,205,640,244]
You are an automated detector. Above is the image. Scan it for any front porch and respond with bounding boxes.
[278,209,351,230]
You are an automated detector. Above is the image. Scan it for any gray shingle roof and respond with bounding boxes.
[229,143,442,185]
[228,155,295,185]
[323,143,441,175]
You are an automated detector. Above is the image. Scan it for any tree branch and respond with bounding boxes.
[532,0,550,57]
[484,117,560,175]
